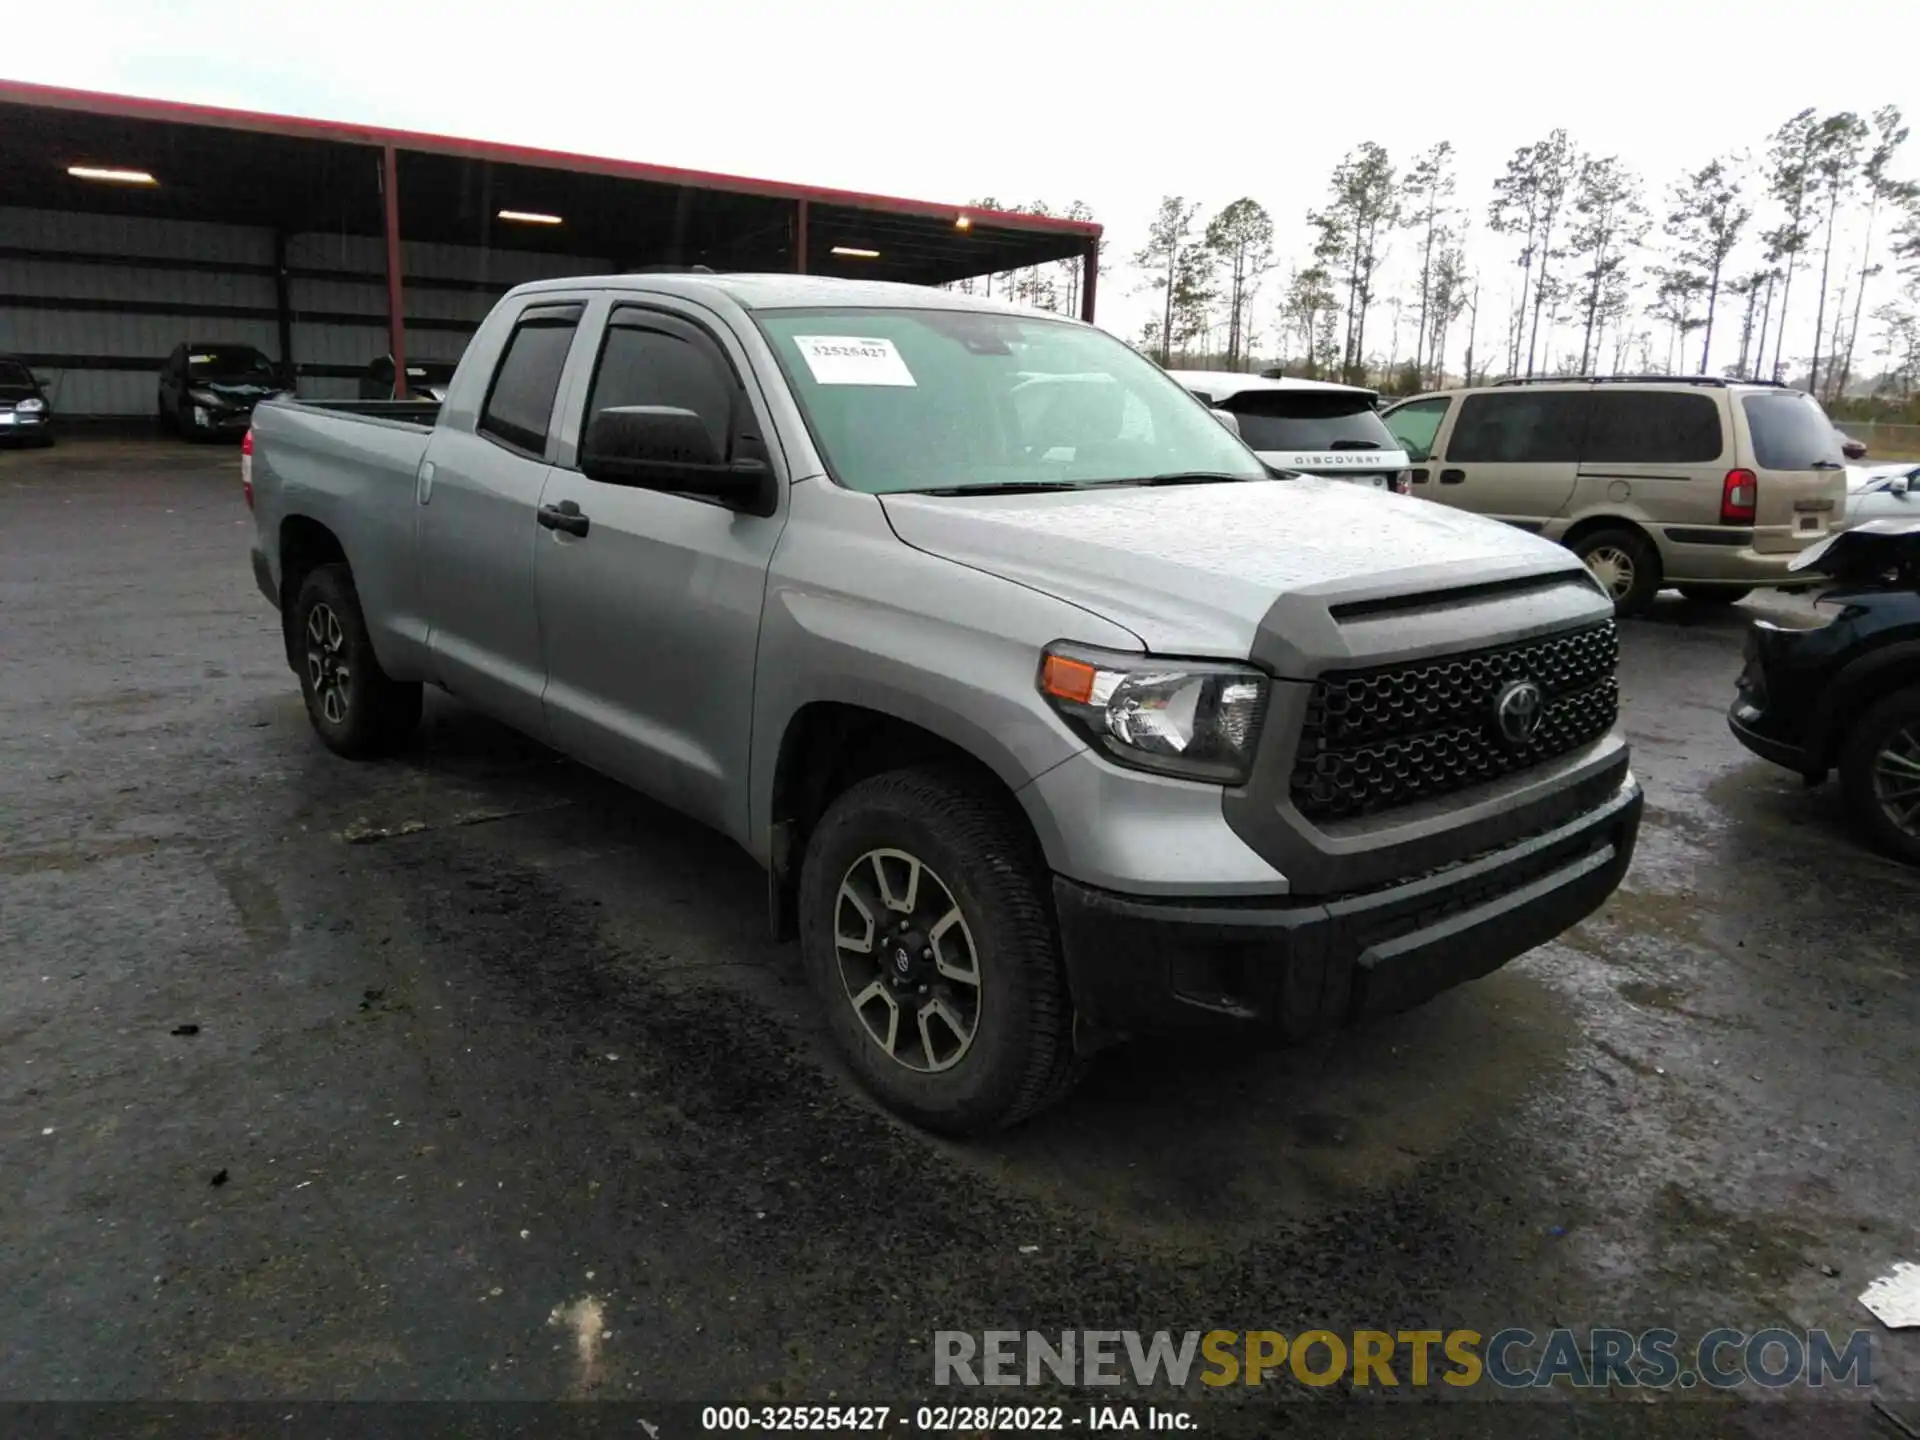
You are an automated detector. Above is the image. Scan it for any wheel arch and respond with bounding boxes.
[277,514,350,671]
[763,700,1044,941]
[1812,642,1920,768]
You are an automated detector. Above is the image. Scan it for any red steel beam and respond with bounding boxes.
[1,79,1100,243]
[1080,239,1099,324]
[381,145,406,398]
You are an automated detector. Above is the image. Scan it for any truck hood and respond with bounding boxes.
[879,479,1589,660]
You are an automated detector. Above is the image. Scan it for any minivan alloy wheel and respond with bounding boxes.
[1872,726,1920,838]
[1584,543,1637,600]
[833,847,982,1072]
[305,602,351,725]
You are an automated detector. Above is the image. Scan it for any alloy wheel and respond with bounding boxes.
[304,602,352,726]
[832,848,982,1073]
[1871,725,1920,838]
[1584,544,1636,601]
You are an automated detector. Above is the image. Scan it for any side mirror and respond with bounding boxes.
[33,373,51,389]
[1891,477,1912,498]
[1210,408,1241,437]
[581,405,771,510]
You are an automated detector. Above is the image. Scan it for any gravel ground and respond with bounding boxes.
[2,439,1916,1435]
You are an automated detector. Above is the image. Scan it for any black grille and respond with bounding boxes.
[1291,622,1619,821]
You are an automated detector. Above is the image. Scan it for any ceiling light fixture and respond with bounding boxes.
[497,209,563,225]
[831,246,880,259]
[67,165,157,186]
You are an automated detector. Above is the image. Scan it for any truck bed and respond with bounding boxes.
[275,398,441,430]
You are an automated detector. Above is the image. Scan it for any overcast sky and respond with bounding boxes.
[9,0,1914,373]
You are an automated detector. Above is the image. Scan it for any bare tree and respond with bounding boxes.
[1404,142,1457,385]
[1426,244,1472,385]
[1281,265,1340,378]
[1665,156,1752,373]
[1205,199,1276,370]
[1488,130,1579,377]
[1133,197,1200,365]
[1763,109,1819,381]
[1566,155,1647,373]
[1310,142,1399,383]
[1805,113,1869,397]
[1836,109,1914,401]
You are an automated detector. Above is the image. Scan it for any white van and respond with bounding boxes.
[1170,371,1413,494]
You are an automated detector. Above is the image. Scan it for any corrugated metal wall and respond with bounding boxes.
[0,205,611,415]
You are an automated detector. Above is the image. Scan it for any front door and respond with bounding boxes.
[1427,387,1590,529]
[533,300,786,842]
[419,299,584,738]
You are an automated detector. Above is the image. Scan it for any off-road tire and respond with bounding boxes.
[798,765,1085,1135]
[291,563,422,759]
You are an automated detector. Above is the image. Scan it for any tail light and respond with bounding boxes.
[242,428,254,511]
[1721,468,1756,526]
[1391,469,1413,496]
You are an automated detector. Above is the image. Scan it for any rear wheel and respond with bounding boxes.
[1570,526,1662,617]
[1839,688,1920,868]
[797,766,1083,1135]
[1678,585,1751,605]
[291,563,422,759]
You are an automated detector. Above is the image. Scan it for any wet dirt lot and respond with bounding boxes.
[2,441,1916,1430]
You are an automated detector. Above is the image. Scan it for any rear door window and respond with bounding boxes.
[1742,392,1843,470]
[1582,391,1723,463]
[479,304,582,455]
[1219,391,1396,453]
[1447,392,1588,463]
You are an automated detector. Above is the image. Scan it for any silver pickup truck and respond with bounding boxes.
[247,273,1642,1134]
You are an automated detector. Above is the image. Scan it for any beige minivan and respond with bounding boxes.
[1380,378,1849,615]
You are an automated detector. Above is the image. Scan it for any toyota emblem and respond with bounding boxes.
[1494,679,1544,748]
[893,947,912,974]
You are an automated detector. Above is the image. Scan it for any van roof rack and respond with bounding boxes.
[1492,374,1791,389]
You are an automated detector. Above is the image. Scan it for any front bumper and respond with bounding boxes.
[1054,775,1642,1040]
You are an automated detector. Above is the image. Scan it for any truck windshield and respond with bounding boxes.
[755,308,1265,494]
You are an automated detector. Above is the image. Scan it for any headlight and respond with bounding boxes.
[1039,643,1269,784]
[188,388,223,407]
[15,397,46,414]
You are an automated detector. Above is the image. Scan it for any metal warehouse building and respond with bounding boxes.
[0,81,1102,420]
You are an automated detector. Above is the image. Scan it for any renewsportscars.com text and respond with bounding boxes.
[933,1328,1874,1391]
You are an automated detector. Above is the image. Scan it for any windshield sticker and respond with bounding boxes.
[794,336,916,387]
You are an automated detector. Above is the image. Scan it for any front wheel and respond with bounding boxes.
[291,563,422,759]
[797,766,1084,1135]
[1570,527,1662,617]
[1839,688,1920,867]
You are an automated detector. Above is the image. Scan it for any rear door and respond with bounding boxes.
[1733,389,1848,552]
[1571,388,1728,528]
[419,298,585,737]
[1426,387,1589,527]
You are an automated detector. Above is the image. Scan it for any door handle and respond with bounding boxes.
[537,499,590,537]
[1439,468,1466,485]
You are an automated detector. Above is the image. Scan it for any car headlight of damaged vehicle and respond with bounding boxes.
[1040,644,1269,784]
[15,397,46,414]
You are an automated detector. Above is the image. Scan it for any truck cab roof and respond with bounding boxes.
[509,271,1066,318]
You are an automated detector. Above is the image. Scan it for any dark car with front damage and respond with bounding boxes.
[158,342,285,439]
[1730,518,1920,864]
[0,356,54,446]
